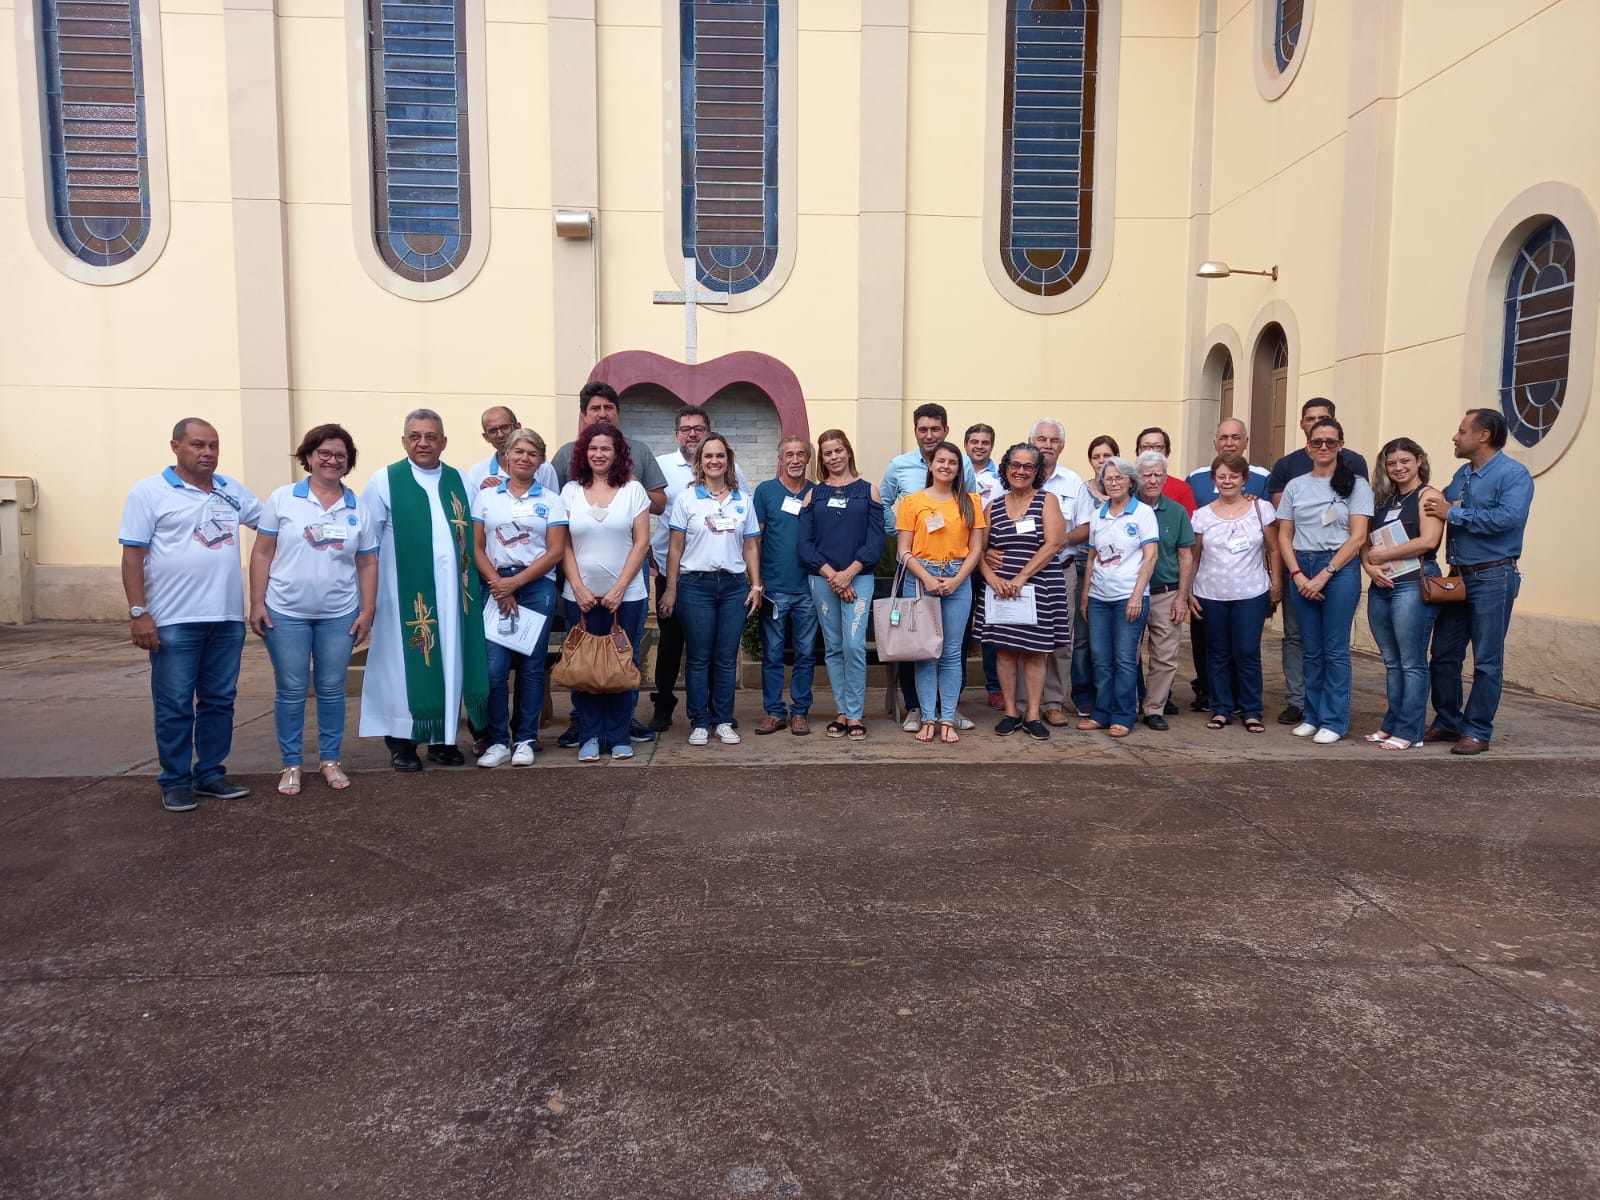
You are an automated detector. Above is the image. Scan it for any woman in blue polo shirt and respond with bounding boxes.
[1078,457,1159,738]
[661,433,764,747]
[471,428,569,768]
[248,424,378,794]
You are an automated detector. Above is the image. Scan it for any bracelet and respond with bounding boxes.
[1290,569,1304,578]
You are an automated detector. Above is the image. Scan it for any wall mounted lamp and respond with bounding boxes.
[1196,261,1277,281]
[554,208,594,239]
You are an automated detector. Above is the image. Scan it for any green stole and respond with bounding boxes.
[387,460,489,742]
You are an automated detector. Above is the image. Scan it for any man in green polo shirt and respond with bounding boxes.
[1134,451,1195,731]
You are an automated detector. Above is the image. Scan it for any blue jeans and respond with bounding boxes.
[1367,567,1440,744]
[903,561,972,724]
[148,620,246,792]
[678,570,749,728]
[1198,592,1270,721]
[482,572,557,746]
[1281,595,1305,708]
[760,588,816,718]
[1287,551,1361,736]
[565,598,646,749]
[1430,562,1521,742]
[1087,595,1149,728]
[262,607,357,766]
[811,573,873,721]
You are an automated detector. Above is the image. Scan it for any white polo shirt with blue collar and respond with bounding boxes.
[471,479,570,570]
[668,485,761,574]
[1087,496,1161,602]
[256,478,379,619]
[118,467,262,625]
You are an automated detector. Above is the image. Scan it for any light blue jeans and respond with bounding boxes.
[262,608,357,766]
[810,573,873,721]
[1367,566,1439,744]
[1288,551,1361,736]
[902,559,972,724]
[1087,595,1150,729]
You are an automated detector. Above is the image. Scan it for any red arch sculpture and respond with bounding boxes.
[586,351,809,444]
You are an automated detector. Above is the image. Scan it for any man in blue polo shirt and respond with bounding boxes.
[752,437,817,735]
[119,418,261,813]
[1423,408,1535,756]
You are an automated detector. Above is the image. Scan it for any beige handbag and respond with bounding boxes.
[550,625,642,693]
[872,561,944,662]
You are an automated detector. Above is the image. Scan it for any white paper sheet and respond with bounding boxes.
[984,584,1038,625]
[483,602,549,656]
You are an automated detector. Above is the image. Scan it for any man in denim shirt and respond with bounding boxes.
[753,437,817,735]
[1422,408,1535,756]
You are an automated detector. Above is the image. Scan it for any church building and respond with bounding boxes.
[2,0,1596,703]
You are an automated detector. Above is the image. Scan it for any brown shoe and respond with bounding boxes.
[1041,706,1072,727]
[754,715,788,735]
[1422,725,1457,744]
[789,715,811,736]
[1450,735,1490,756]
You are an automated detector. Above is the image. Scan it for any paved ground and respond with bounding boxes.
[2,624,1598,1198]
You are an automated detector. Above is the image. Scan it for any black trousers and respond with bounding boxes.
[651,573,685,711]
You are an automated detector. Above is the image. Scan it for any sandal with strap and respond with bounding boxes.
[1206,715,1230,730]
[847,723,867,740]
[1243,718,1266,734]
[939,721,960,744]
[1378,736,1413,751]
[825,720,849,738]
[277,766,302,796]
[915,721,937,743]
[319,761,351,790]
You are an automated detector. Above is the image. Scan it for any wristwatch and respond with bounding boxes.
[129,605,148,619]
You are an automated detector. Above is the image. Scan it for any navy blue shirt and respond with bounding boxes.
[752,477,814,594]
[1267,447,1371,497]
[798,479,884,575]
[1441,451,1534,565]
[1186,463,1271,506]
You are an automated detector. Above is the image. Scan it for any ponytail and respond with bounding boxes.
[1310,418,1355,500]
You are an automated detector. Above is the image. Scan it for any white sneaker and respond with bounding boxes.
[477,743,511,768]
[688,726,710,746]
[900,707,923,732]
[511,741,535,767]
[714,722,741,745]
[953,712,975,731]
[611,743,634,760]
[1291,722,1317,737]
[1313,728,1343,745]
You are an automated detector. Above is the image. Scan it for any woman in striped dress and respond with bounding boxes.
[975,443,1070,739]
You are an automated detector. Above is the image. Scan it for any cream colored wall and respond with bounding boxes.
[900,1,1199,477]
[0,0,241,570]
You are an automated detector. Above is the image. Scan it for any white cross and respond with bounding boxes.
[652,257,729,365]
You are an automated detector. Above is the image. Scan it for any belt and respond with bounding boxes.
[1453,557,1517,574]
[1149,582,1180,595]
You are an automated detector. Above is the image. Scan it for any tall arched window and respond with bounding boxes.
[984,0,1121,314]
[15,0,171,281]
[1500,219,1576,449]
[347,0,489,298]
[663,0,797,310]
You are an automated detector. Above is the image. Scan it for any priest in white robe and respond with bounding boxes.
[359,409,489,771]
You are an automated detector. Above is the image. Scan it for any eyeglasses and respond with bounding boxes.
[314,450,348,463]
[1308,438,1342,449]
[677,424,709,435]
[1006,463,1037,473]
[482,423,515,437]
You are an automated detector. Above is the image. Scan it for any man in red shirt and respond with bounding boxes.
[1135,427,1197,515]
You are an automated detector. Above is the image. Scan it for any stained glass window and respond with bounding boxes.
[679,0,779,295]
[1500,219,1576,449]
[999,0,1099,297]
[365,0,472,283]
[1274,0,1303,73]
[37,0,152,267]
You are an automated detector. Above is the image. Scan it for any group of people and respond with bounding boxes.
[120,389,1533,812]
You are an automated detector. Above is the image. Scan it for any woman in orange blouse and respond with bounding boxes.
[895,442,988,743]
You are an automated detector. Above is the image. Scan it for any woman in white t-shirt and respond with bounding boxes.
[560,422,652,763]
[661,433,763,747]
[1276,417,1375,745]
[1078,456,1158,738]
[1188,451,1280,733]
[248,424,378,795]
[471,428,568,768]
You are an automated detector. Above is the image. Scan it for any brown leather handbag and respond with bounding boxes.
[550,625,643,693]
[1420,571,1467,604]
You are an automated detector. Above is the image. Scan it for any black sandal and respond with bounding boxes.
[847,723,867,740]
[1206,715,1230,730]
[825,720,848,738]
[1243,717,1266,734]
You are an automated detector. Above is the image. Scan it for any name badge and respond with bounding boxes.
[713,514,738,533]
[924,512,946,532]
[781,496,803,516]
[1321,507,1341,526]
[1226,536,1251,555]
[1015,517,1037,534]
[511,501,534,518]
[827,496,849,509]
